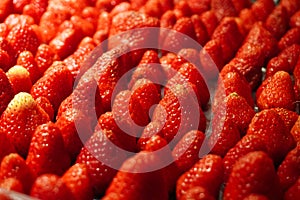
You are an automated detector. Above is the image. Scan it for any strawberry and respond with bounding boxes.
[4,14,35,30]
[211,0,238,21]
[110,2,132,17]
[76,130,128,195]
[6,65,32,93]
[277,144,300,191]
[187,0,210,15]
[271,108,298,131]
[130,0,147,10]
[95,0,125,12]
[0,177,23,194]
[26,122,70,176]
[139,134,168,151]
[223,134,268,182]
[279,0,300,17]
[247,109,295,164]
[243,194,269,200]
[266,44,300,78]
[191,14,209,46]
[290,10,300,28]
[0,48,13,72]
[137,121,164,150]
[30,174,73,200]
[251,0,275,22]
[23,0,48,23]
[179,186,214,200]
[173,0,192,17]
[278,27,300,51]
[0,130,15,163]
[0,68,14,115]
[16,50,42,83]
[35,44,60,74]
[176,154,223,199]
[200,10,219,38]
[160,10,177,30]
[0,0,13,22]
[103,151,168,200]
[256,71,296,111]
[35,96,54,121]
[6,23,39,59]
[291,116,300,143]
[61,163,93,200]
[142,0,173,18]
[223,151,281,200]
[172,130,205,172]
[13,0,30,13]
[284,177,300,200]
[239,8,256,32]
[31,61,73,112]
[0,153,35,193]
[264,5,289,40]
[0,92,49,157]
[231,0,251,13]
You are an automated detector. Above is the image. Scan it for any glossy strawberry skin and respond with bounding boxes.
[0,68,14,115]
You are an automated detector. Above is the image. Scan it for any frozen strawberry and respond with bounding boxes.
[49,27,83,60]
[0,177,23,194]
[176,154,223,199]
[271,108,298,131]
[247,109,295,164]
[223,134,268,182]
[0,68,14,115]
[291,116,300,143]
[264,5,289,40]
[180,186,214,200]
[30,174,73,200]
[223,151,281,200]
[0,0,13,22]
[35,44,60,74]
[279,0,300,17]
[284,177,300,200]
[200,10,219,38]
[266,44,300,77]
[0,153,35,193]
[251,0,275,22]
[103,151,168,200]
[26,122,70,176]
[61,163,93,200]
[211,0,238,21]
[278,27,300,50]
[31,61,73,112]
[172,130,205,172]
[76,130,127,195]
[6,65,32,93]
[290,10,300,28]
[35,96,54,121]
[277,144,300,191]
[6,23,39,59]
[0,92,49,157]
[257,71,295,111]
[23,0,48,23]
[16,50,41,83]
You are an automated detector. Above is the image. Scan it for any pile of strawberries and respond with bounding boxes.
[0,0,300,199]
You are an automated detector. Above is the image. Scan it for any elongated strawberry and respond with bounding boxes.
[35,44,60,74]
[172,130,205,172]
[0,68,14,115]
[4,14,35,30]
[291,116,300,143]
[284,177,300,200]
[257,71,296,111]
[223,151,281,200]
[0,92,49,157]
[0,131,15,163]
[251,0,275,22]
[271,108,298,131]
[191,14,209,46]
[290,10,300,28]
[35,96,54,121]
[31,61,73,112]
[0,0,13,22]
[6,65,32,94]
[103,151,168,200]
[277,144,300,191]
[176,154,223,199]
[0,153,35,194]
[211,0,238,21]
[279,0,300,17]
[26,122,70,176]
[200,10,218,38]
[278,27,300,50]
[76,130,127,195]
[61,163,93,200]
[16,50,41,83]
[30,174,73,200]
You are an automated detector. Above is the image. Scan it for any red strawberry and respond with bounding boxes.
[110,2,132,17]
[35,96,54,121]
[176,154,223,199]
[277,144,300,191]
[0,92,49,157]
[279,0,300,17]
[172,130,205,172]
[278,27,300,50]
[31,61,73,112]
[141,0,173,18]
[223,134,268,182]
[231,0,251,13]
[223,151,281,200]
[6,65,32,93]
[0,48,13,72]
[139,134,168,151]
[30,174,73,200]
[23,0,48,23]
[0,130,15,163]
[6,23,39,59]
[239,8,257,32]
[0,0,13,22]
[266,44,300,78]
[160,10,177,30]
[251,0,275,22]
[290,10,300,28]
[187,0,210,15]
[256,71,296,111]
[264,5,289,40]
[200,10,219,38]
[291,116,300,143]
[16,50,42,83]
[35,44,60,74]
[173,0,192,17]
[211,0,238,21]
[103,151,168,200]
[0,153,35,193]
[61,163,93,200]
[243,194,269,200]
[4,14,35,30]
[95,0,125,12]
[137,121,164,150]
[26,122,70,176]
[76,130,127,195]
[0,177,23,194]
[271,108,298,131]
[179,186,214,200]
[191,14,209,46]
[284,177,300,200]
[247,109,295,164]
[0,68,14,115]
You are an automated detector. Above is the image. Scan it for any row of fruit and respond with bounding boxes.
[0,0,300,199]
